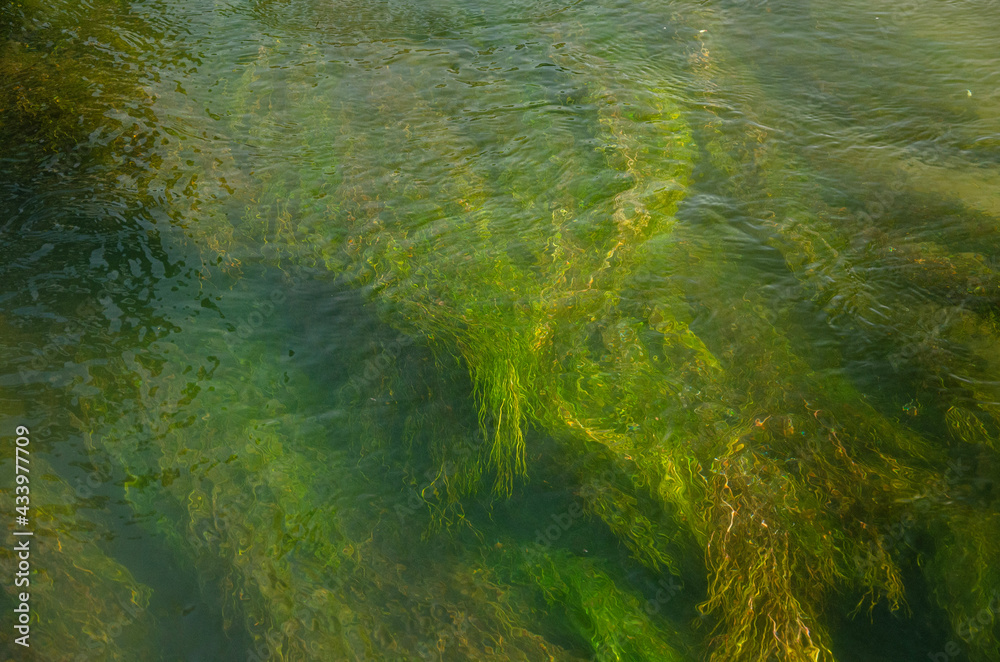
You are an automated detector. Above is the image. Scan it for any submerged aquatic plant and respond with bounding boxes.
[0,450,154,660]
[680,6,1000,658]
[6,0,1000,660]
[495,544,691,661]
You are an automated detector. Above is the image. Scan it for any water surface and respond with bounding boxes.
[2,0,1000,660]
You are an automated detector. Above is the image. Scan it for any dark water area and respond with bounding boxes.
[1,0,999,660]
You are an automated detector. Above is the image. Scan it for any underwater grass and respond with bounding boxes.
[178,13,959,662]
[6,0,1000,659]
[0,450,154,660]
[680,7,1000,658]
[297,7,1000,660]
[68,264,617,660]
[494,544,691,662]
[0,0,154,158]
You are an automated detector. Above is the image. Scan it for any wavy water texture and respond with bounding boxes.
[2,0,999,660]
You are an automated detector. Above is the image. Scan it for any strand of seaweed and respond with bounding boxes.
[676,4,1000,658]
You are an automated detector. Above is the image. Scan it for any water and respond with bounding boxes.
[1,0,999,660]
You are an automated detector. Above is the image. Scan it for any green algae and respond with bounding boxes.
[496,544,691,662]
[152,11,973,662]
[0,451,154,660]
[1,0,146,153]
[5,0,1000,660]
[65,272,608,660]
[674,7,1000,659]
[294,6,999,660]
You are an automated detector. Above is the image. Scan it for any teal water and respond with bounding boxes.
[2,0,1000,660]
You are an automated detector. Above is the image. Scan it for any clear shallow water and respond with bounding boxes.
[1,0,999,660]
